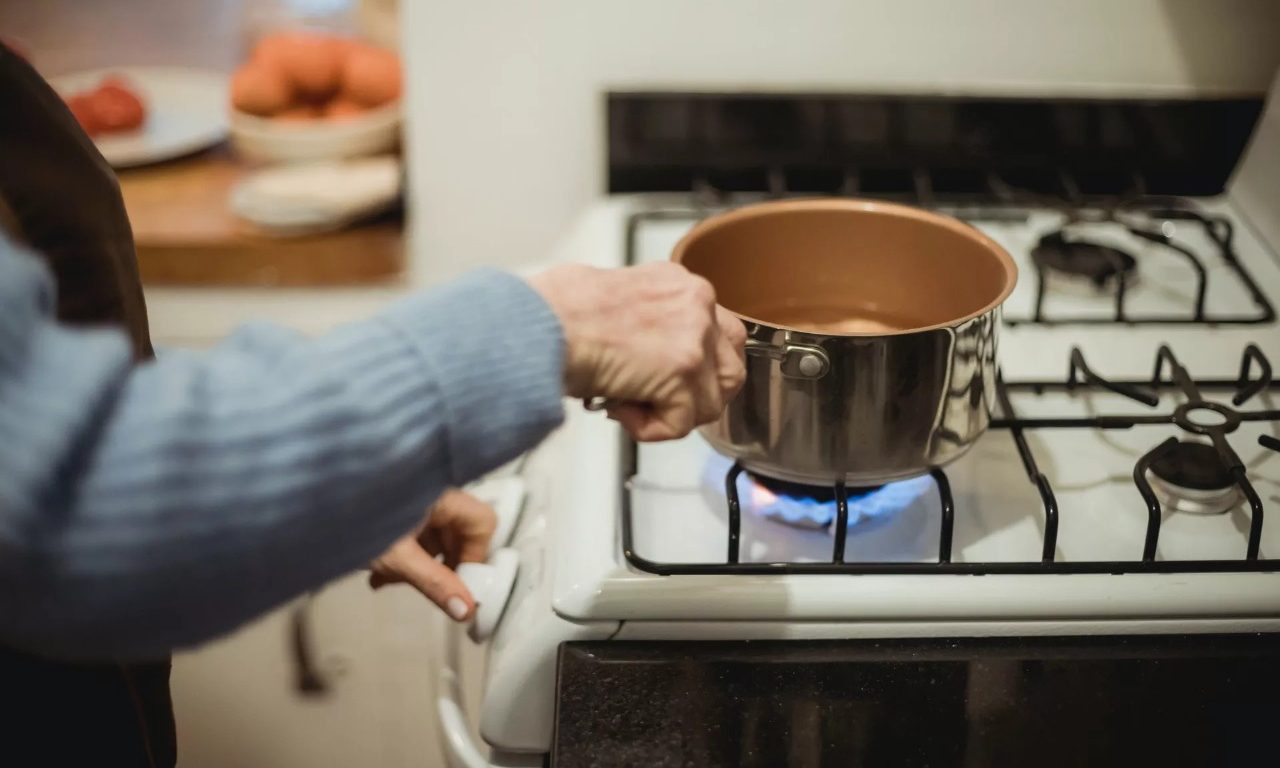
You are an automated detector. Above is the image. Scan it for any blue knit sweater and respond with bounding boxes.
[0,232,565,659]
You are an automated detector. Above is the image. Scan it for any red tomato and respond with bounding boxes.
[91,78,147,132]
[66,94,102,136]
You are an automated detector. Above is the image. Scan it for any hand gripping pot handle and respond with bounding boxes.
[581,335,829,412]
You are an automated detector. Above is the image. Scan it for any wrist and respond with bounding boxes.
[527,265,598,398]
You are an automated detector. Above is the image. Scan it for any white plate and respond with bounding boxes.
[50,66,229,168]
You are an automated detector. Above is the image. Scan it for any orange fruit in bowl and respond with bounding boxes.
[341,43,401,108]
[230,61,293,116]
[324,98,367,121]
[255,32,344,101]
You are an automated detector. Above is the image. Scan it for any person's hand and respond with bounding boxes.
[369,489,496,622]
[528,262,747,441]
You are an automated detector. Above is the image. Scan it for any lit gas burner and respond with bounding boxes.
[1146,440,1242,516]
[745,472,934,530]
[1032,230,1137,290]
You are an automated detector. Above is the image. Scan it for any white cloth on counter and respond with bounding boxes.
[229,155,402,235]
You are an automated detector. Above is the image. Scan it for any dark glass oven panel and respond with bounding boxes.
[554,636,1279,767]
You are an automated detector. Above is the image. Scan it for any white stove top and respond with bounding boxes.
[622,198,1280,571]
[537,194,1280,626]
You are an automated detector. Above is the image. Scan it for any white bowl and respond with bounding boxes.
[229,102,401,163]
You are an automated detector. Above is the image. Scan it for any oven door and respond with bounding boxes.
[553,635,1277,767]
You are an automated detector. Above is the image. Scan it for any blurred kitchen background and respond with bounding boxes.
[2,1,1279,766]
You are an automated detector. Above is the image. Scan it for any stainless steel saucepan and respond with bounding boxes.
[672,198,1018,486]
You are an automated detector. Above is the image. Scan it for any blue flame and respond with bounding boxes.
[753,475,935,528]
[702,453,933,529]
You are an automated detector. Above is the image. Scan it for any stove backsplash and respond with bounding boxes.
[607,93,1264,200]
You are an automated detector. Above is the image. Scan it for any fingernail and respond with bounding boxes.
[446,597,469,621]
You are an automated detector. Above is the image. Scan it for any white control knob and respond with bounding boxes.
[455,547,519,643]
[465,476,527,556]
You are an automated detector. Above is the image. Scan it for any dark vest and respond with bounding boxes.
[0,43,175,767]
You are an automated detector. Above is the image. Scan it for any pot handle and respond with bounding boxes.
[583,337,829,412]
[745,338,830,379]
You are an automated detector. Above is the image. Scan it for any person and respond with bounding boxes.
[0,43,745,766]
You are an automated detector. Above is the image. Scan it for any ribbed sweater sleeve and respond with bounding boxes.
[0,234,564,659]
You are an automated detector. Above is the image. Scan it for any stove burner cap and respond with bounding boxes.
[1146,441,1241,515]
[1032,233,1136,287]
[1149,441,1233,491]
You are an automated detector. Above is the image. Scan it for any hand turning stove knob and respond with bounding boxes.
[455,547,520,643]
[465,476,527,557]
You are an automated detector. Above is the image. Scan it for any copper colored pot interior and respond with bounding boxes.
[672,199,1018,334]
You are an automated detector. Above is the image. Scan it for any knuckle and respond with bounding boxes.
[692,308,718,333]
[688,276,716,305]
[674,344,704,373]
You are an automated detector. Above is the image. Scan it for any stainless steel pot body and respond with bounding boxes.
[674,198,1016,486]
[702,310,1000,485]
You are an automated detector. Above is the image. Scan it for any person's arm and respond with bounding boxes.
[0,235,564,659]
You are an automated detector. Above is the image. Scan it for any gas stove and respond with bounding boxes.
[583,189,1280,598]
[621,197,1280,577]
[438,90,1280,767]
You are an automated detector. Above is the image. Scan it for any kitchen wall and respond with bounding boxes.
[0,0,245,74]
[404,0,1280,282]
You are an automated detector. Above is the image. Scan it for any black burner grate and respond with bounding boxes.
[620,345,1280,576]
[1014,203,1274,326]
[625,197,1276,328]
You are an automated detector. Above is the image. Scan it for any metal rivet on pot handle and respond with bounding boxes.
[797,352,825,378]
[745,338,830,380]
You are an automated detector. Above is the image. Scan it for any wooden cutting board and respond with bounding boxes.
[118,146,405,286]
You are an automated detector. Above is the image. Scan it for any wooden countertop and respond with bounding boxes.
[118,146,405,286]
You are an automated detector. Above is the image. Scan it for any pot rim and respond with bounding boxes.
[670,197,1019,337]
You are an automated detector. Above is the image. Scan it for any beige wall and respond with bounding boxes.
[402,0,1280,284]
[0,0,247,75]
